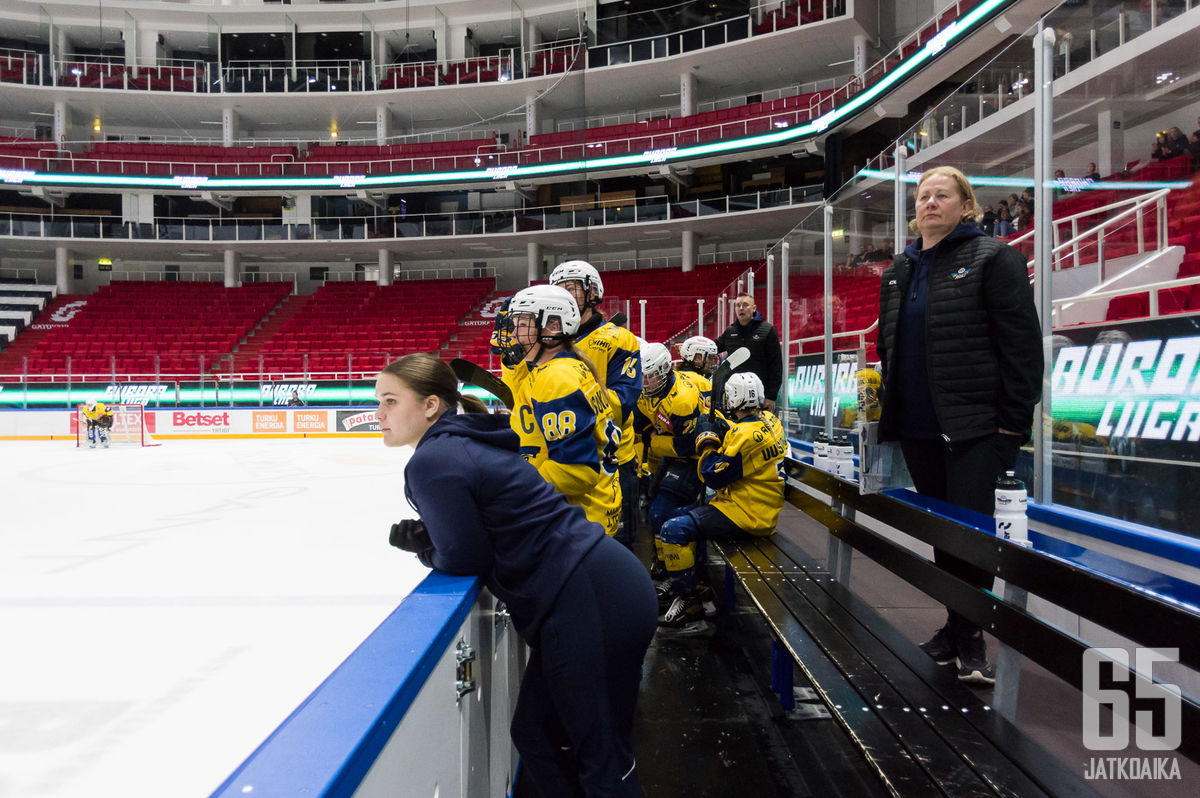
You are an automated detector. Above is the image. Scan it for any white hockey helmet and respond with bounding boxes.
[640,342,673,398]
[548,260,604,305]
[679,335,718,373]
[679,335,718,361]
[507,284,581,336]
[723,372,765,412]
[86,399,97,410]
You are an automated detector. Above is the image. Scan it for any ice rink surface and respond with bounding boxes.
[0,437,430,798]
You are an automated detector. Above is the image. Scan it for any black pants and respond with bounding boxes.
[899,433,1022,635]
[614,460,640,549]
[511,535,657,797]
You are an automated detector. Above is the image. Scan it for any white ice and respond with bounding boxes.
[0,438,430,798]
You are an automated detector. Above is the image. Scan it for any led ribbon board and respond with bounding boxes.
[1,0,1013,193]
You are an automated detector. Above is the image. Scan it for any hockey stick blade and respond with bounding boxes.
[709,347,750,422]
[450,358,514,409]
[609,311,628,328]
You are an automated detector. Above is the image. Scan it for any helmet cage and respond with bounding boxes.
[640,343,673,398]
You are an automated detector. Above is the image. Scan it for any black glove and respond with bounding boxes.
[693,416,728,454]
[389,519,432,554]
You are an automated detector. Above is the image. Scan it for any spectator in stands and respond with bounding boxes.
[1190,132,1200,168]
[1084,162,1101,181]
[714,292,782,412]
[980,204,996,236]
[379,352,656,798]
[657,372,786,633]
[1151,131,1170,160]
[1052,169,1067,199]
[495,284,624,539]
[994,200,1013,237]
[875,166,1042,685]
[1164,126,1189,158]
[549,260,643,550]
[287,390,304,406]
[1014,200,1032,232]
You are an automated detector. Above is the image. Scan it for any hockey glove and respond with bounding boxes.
[693,417,727,455]
[389,519,432,554]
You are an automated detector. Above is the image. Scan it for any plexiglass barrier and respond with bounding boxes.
[773,0,1200,536]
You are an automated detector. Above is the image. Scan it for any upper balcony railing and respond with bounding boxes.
[0,0,854,95]
[0,186,819,245]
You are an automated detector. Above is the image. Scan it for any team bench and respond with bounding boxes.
[710,457,1200,796]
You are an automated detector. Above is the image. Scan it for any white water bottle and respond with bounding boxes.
[994,471,1029,547]
[834,436,855,479]
[813,433,829,471]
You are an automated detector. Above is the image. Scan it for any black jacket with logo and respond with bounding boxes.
[715,312,783,400]
[877,227,1042,443]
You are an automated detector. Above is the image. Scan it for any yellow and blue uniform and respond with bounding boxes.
[633,370,706,525]
[511,352,623,537]
[659,410,786,596]
[675,369,712,413]
[574,313,641,545]
[81,402,111,424]
[82,402,113,446]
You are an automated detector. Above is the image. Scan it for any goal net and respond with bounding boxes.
[76,404,161,448]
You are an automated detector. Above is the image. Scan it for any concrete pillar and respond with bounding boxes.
[375,32,392,70]
[680,70,697,118]
[434,10,448,63]
[376,105,391,145]
[136,27,161,70]
[53,101,69,148]
[222,108,238,147]
[527,242,542,284]
[55,247,72,294]
[526,95,541,139]
[224,250,239,287]
[378,248,393,286]
[681,230,696,272]
[448,23,471,61]
[1097,108,1124,179]
[853,35,868,81]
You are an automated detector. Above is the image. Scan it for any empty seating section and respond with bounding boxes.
[0,137,61,170]
[787,269,884,356]
[6,281,291,378]
[378,55,511,89]
[596,261,762,344]
[1102,173,1200,320]
[76,143,298,177]
[296,139,495,175]
[57,62,199,91]
[753,0,831,34]
[246,278,495,375]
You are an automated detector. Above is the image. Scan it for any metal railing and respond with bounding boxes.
[0,187,818,245]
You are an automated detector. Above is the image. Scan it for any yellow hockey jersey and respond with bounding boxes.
[510,352,623,536]
[574,315,640,466]
[81,402,112,422]
[633,371,705,462]
[675,369,712,413]
[698,410,786,535]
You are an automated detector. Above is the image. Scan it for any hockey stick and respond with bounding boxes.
[450,358,514,409]
[609,311,628,328]
[709,346,750,423]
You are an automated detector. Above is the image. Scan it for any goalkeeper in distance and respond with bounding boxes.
[82,399,114,449]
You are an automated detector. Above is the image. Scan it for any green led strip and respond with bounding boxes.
[856,169,1192,191]
[0,0,1010,193]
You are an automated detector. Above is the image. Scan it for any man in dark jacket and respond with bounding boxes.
[715,292,783,411]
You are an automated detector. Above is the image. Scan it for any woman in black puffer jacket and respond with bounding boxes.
[876,165,1042,686]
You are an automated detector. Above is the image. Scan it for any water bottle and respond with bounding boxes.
[834,436,855,480]
[994,471,1029,547]
[813,432,829,471]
